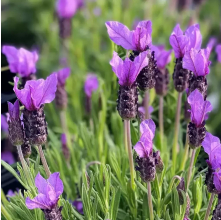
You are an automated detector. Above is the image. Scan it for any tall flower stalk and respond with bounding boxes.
[204,193,215,220]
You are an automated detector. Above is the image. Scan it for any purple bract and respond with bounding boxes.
[215,44,221,63]
[105,20,152,52]
[26,172,63,210]
[110,51,149,86]
[187,89,212,127]
[61,133,67,145]
[1,151,15,165]
[7,100,20,121]
[206,37,216,54]
[84,74,99,97]
[138,106,154,116]
[13,73,57,111]
[2,46,38,77]
[134,119,156,158]
[54,67,71,86]
[213,170,221,193]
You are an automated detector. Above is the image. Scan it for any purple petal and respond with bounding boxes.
[105,21,135,50]
[1,151,15,165]
[140,119,156,140]
[56,0,78,18]
[215,44,221,63]
[84,74,99,97]
[7,190,15,197]
[48,172,64,198]
[202,132,220,155]
[26,194,51,210]
[138,106,154,116]
[156,49,172,69]
[35,173,48,195]
[213,170,221,192]
[61,133,67,145]
[56,67,71,86]
[121,58,137,85]
[1,115,8,132]
[206,38,216,54]
[73,200,83,214]
[2,46,18,73]
[136,20,152,35]
[7,100,20,120]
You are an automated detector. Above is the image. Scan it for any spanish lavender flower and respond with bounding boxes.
[187,89,212,148]
[206,37,216,54]
[84,74,99,113]
[170,24,201,92]
[73,200,83,214]
[55,67,71,110]
[138,106,154,121]
[2,46,38,83]
[26,172,63,220]
[110,51,148,119]
[183,47,211,98]
[13,74,57,145]
[7,100,24,146]
[151,45,172,96]
[215,44,221,63]
[1,114,9,134]
[106,20,157,91]
[1,151,15,165]
[61,133,70,160]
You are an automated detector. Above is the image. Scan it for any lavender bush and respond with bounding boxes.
[1,0,221,220]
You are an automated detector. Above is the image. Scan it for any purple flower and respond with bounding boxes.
[1,114,9,133]
[213,170,221,193]
[13,73,57,111]
[105,20,152,52]
[26,172,63,210]
[110,51,149,86]
[169,24,201,59]
[1,151,15,165]
[54,67,71,86]
[138,106,154,116]
[2,46,38,77]
[187,89,212,127]
[151,45,172,69]
[134,119,156,158]
[7,190,16,197]
[206,37,216,54]
[215,44,221,63]
[84,74,99,97]
[61,133,67,145]
[7,100,20,121]
[56,0,83,18]
[183,48,211,76]
[73,200,83,214]
[202,132,221,169]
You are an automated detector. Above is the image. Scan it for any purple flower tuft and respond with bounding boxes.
[84,74,99,98]
[13,73,57,111]
[202,132,221,169]
[151,45,172,69]
[7,100,20,121]
[1,151,15,165]
[206,37,216,54]
[138,106,154,115]
[56,0,82,18]
[187,89,212,126]
[215,44,221,63]
[183,48,211,77]
[214,170,221,193]
[105,20,152,52]
[2,46,38,77]
[73,200,83,214]
[134,119,156,158]
[61,133,67,146]
[55,67,71,86]
[26,172,63,210]
[110,51,149,86]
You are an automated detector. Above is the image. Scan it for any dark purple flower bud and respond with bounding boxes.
[55,68,70,110]
[215,44,221,63]
[2,46,38,77]
[73,200,83,214]
[153,151,164,173]
[176,177,186,204]
[205,165,219,194]
[21,139,32,158]
[1,151,15,165]
[7,100,24,146]
[105,20,152,52]
[26,172,63,220]
[61,133,70,160]
[212,196,221,220]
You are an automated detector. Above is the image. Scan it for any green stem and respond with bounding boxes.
[144,90,149,119]
[204,193,215,220]
[172,92,182,174]
[147,182,154,220]
[1,66,9,71]
[124,120,135,189]
[159,96,164,150]
[186,148,196,189]
[124,120,128,153]
[180,125,189,171]
[1,203,13,220]
[38,145,51,178]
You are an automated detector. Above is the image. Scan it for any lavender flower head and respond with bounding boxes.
[84,74,99,98]
[2,46,38,77]
[215,44,221,63]
[187,89,212,127]
[105,20,152,52]
[26,172,63,210]
[110,51,149,86]
[56,67,71,87]
[7,100,24,146]
[13,73,57,111]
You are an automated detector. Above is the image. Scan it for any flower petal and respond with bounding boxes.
[56,0,78,18]
[35,173,48,195]
[48,172,64,198]
[213,170,221,192]
[56,67,71,86]
[26,194,51,210]
[2,46,18,73]
[84,74,99,97]
[202,132,220,155]
[105,21,135,50]
[140,119,156,139]
[137,20,152,35]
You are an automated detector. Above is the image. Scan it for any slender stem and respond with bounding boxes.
[147,182,154,220]
[124,121,128,153]
[186,148,196,189]
[38,145,51,178]
[204,193,215,220]
[159,96,164,149]
[1,66,9,71]
[172,92,182,174]
[144,90,149,119]
[180,125,189,171]
[124,120,135,189]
